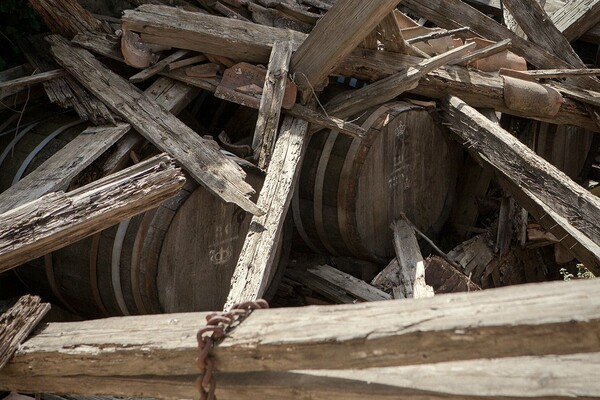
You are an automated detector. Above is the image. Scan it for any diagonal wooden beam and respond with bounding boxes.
[552,0,600,42]
[290,0,403,101]
[48,35,262,215]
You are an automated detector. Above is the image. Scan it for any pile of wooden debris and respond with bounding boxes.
[1,0,600,398]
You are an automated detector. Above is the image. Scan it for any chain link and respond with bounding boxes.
[196,299,270,400]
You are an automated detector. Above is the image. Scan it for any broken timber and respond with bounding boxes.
[48,35,262,215]
[224,116,309,309]
[1,278,600,379]
[0,154,185,273]
[0,77,197,214]
[391,218,434,299]
[289,0,402,100]
[552,0,600,42]
[442,96,600,273]
[252,40,293,169]
[0,295,50,371]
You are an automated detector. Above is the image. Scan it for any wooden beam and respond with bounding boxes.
[224,116,309,309]
[403,0,572,69]
[252,40,293,169]
[0,77,197,215]
[307,265,391,302]
[289,0,402,100]
[2,278,600,377]
[122,5,306,63]
[442,96,600,272]
[129,49,190,83]
[325,43,475,119]
[0,154,184,273]
[48,35,262,215]
[391,218,434,299]
[449,38,511,66]
[28,0,111,38]
[552,0,600,42]
[3,353,600,399]
[0,296,50,370]
[0,69,65,99]
[336,49,598,131]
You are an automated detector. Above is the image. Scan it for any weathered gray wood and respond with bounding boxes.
[2,278,600,378]
[307,265,391,302]
[224,116,309,309]
[286,268,357,304]
[552,0,600,42]
[49,35,262,215]
[405,27,470,45]
[129,49,190,83]
[167,54,207,71]
[72,32,124,62]
[4,353,600,399]
[0,69,65,99]
[0,295,50,371]
[403,0,572,69]
[28,0,111,38]
[443,96,600,273]
[391,218,434,299]
[0,77,196,215]
[252,40,293,169]
[325,43,474,119]
[290,0,402,99]
[449,38,511,66]
[122,5,306,63]
[501,68,600,80]
[336,49,598,131]
[0,154,185,273]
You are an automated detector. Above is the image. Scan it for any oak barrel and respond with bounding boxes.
[294,101,457,263]
[1,112,286,317]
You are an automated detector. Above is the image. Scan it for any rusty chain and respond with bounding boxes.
[196,299,270,400]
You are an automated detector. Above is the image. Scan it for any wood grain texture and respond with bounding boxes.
[122,5,305,63]
[0,77,196,215]
[28,0,110,39]
[0,154,185,273]
[224,116,309,309]
[336,49,598,131]
[391,218,434,299]
[443,96,600,273]
[325,42,475,119]
[48,35,262,215]
[129,49,190,83]
[2,278,600,378]
[307,265,391,302]
[0,295,50,370]
[290,0,402,97]
[3,353,600,399]
[552,0,600,41]
[252,40,293,169]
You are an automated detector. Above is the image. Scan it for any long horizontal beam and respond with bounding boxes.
[1,278,600,378]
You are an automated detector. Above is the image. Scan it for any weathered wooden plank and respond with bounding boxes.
[501,68,600,80]
[48,35,262,215]
[307,265,391,302]
[129,49,190,83]
[122,5,306,63]
[224,116,309,309]
[28,0,111,38]
[0,296,50,370]
[325,43,474,119]
[0,77,196,215]
[252,40,293,169]
[552,0,600,42]
[449,38,511,66]
[403,0,572,69]
[442,96,600,273]
[336,49,598,131]
[290,0,402,99]
[72,32,124,62]
[0,154,185,273]
[391,218,434,299]
[0,69,65,99]
[4,353,600,399]
[1,278,600,377]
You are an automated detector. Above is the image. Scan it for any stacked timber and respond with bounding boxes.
[1,0,600,398]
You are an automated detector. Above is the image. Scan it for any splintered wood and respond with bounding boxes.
[0,295,50,371]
